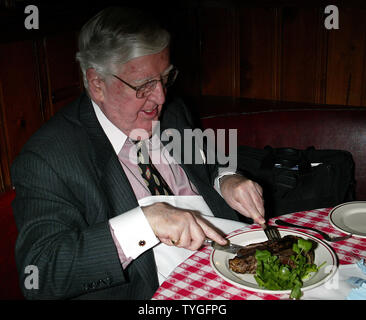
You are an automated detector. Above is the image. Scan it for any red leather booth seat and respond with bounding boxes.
[0,190,23,299]
[200,103,366,200]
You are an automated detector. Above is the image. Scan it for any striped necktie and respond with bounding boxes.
[136,141,173,196]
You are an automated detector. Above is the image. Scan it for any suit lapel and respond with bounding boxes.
[78,95,138,217]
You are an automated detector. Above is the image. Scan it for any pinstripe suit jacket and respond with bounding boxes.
[11,93,239,300]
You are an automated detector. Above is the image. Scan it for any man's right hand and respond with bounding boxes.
[141,202,227,251]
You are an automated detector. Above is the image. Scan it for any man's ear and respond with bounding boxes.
[86,69,105,103]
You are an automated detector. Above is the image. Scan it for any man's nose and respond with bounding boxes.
[148,80,166,105]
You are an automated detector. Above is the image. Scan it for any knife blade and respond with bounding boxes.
[203,239,245,254]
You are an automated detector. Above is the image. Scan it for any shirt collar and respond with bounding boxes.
[91,100,127,154]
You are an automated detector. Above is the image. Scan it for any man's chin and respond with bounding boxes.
[129,128,151,141]
[128,116,162,140]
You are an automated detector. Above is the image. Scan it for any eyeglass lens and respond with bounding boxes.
[136,68,178,98]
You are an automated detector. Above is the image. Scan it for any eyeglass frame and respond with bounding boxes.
[111,66,179,99]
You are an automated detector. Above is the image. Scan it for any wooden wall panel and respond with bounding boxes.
[43,32,82,113]
[0,33,82,192]
[174,2,366,108]
[279,6,326,104]
[326,7,366,106]
[169,7,201,98]
[239,7,278,100]
[200,7,239,97]
[0,41,43,171]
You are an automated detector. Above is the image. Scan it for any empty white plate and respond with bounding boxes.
[329,202,366,238]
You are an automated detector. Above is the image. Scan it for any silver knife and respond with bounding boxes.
[203,239,245,254]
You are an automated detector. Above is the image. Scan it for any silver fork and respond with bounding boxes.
[275,219,352,242]
[261,223,282,241]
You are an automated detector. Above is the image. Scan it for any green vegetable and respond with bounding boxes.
[254,238,322,300]
[298,238,313,252]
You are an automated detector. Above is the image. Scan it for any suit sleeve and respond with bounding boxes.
[11,151,126,299]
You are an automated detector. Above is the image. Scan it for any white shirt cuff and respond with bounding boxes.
[109,206,159,260]
[214,170,238,197]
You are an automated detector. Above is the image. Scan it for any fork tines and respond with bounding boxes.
[263,224,282,241]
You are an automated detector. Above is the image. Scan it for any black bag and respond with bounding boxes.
[237,146,356,218]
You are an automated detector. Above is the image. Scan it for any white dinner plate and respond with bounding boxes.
[329,201,366,238]
[210,228,338,295]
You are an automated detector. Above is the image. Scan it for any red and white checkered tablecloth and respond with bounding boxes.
[152,208,366,300]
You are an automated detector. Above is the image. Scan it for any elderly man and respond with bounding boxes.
[11,7,264,299]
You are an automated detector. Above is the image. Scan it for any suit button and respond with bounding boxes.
[138,240,146,246]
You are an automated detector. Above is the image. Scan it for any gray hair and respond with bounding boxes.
[76,7,170,90]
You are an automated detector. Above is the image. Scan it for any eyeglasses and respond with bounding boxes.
[112,67,179,99]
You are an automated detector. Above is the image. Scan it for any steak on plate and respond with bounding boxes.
[228,235,315,274]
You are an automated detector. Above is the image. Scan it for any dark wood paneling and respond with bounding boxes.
[169,7,201,98]
[0,41,43,168]
[43,32,82,114]
[239,7,278,100]
[176,2,366,108]
[326,7,366,106]
[280,6,326,104]
[200,7,239,96]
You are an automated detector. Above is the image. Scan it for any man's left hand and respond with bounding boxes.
[220,174,265,225]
